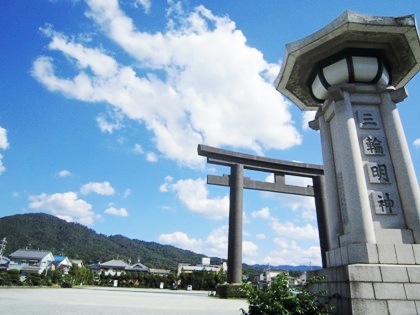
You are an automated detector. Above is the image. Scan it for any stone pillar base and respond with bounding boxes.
[216,283,245,299]
[308,264,420,315]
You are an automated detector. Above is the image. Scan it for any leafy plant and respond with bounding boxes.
[240,273,331,315]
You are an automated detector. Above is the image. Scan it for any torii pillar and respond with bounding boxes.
[275,11,420,314]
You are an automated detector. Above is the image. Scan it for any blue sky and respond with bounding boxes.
[1,1,419,267]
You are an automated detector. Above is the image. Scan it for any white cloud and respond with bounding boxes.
[96,111,124,134]
[158,225,254,260]
[0,127,9,174]
[81,181,115,195]
[58,169,72,178]
[414,138,420,148]
[146,151,158,162]
[271,220,319,240]
[0,154,5,175]
[122,188,131,198]
[105,206,129,217]
[302,111,316,131]
[0,127,9,150]
[243,240,258,257]
[32,2,301,169]
[263,173,316,220]
[251,206,271,219]
[158,231,203,253]
[256,234,266,239]
[28,191,99,225]
[301,209,316,221]
[134,0,151,14]
[203,225,228,257]
[263,238,321,266]
[159,176,173,192]
[133,144,143,154]
[161,177,229,219]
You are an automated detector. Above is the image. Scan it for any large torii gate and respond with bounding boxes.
[197,144,326,284]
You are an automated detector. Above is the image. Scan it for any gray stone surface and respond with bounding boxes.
[388,300,417,315]
[378,244,398,264]
[395,244,416,264]
[407,266,420,282]
[351,299,388,315]
[405,283,420,300]
[348,265,382,282]
[373,283,406,300]
[414,245,420,264]
[0,287,248,315]
[349,282,374,299]
[380,265,409,282]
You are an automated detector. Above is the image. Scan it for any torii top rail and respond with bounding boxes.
[198,144,323,195]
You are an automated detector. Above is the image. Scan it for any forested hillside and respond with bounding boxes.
[0,213,207,270]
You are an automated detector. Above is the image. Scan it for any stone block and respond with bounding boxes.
[334,248,342,266]
[388,300,417,315]
[377,244,397,264]
[327,250,335,267]
[395,244,415,264]
[404,283,420,300]
[413,244,420,264]
[351,299,388,315]
[375,228,414,244]
[349,282,375,299]
[337,265,349,282]
[326,251,331,267]
[380,266,408,282]
[348,265,382,282]
[373,283,406,300]
[415,301,420,314]
[407,266,420,283]
[348,244,379,264]
[340,246,349,265]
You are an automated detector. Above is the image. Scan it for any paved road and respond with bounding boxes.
[0,287,248,315]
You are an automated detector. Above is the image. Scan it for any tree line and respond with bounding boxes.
[0,264,227,291]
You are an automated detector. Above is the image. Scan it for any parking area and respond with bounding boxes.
[0,287,248,315]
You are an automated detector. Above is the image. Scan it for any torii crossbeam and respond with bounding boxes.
[197,144,326,284]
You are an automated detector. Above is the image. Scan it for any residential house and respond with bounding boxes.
[177,258,226,277]
[257,269,305,290]
[125,261,150,273]
[257,270,285,290]
[95,259,130,277]
[69,259,84,268]
[8,249,54,276]
[149,268,171,276]
[53,256,72,274]
[0,256,10,271]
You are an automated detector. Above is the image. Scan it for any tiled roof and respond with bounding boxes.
[53,256,67,263]
[100,259,129,269]
[10,249,53,260]
[126,262,149,272]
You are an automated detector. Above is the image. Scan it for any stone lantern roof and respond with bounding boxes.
[275,10,420,110]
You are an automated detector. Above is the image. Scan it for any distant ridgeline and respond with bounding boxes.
[0,213,319,272]
[0,213,206,270]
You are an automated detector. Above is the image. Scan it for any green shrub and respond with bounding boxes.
[240,273,331,315]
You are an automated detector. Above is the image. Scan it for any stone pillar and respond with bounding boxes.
[227,164,243,284]
[317,113,342,251]
[380,88,420,243]
[327,87,376,246]
[313,175,328,268]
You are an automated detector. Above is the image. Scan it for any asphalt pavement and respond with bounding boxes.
[0,286,248,315]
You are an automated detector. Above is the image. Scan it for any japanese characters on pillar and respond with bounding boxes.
[356,108,401,217]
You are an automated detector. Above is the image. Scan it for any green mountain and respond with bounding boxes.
[0,213,208,270]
